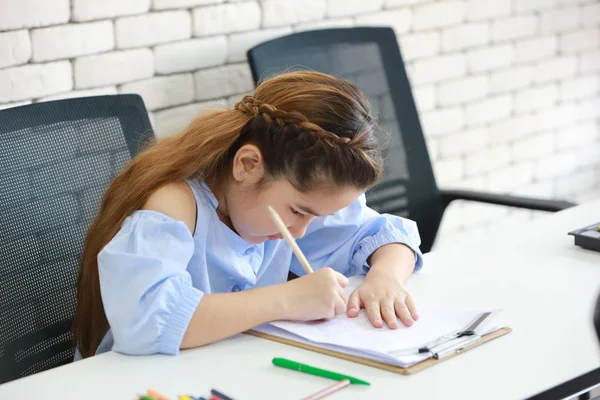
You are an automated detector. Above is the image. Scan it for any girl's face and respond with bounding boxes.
[220,145,363,244]
[227,179,362,244]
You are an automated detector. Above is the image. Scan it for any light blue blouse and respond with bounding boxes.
[81,179,423,359]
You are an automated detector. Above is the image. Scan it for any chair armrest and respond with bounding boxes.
[439,189,577,212]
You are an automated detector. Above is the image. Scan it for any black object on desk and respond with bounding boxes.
[569,223,600,252]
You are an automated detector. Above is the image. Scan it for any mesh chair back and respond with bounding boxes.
[247,27,444,252]
[0,95,153,383]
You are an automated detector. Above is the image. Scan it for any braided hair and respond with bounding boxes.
[222,72,383,192]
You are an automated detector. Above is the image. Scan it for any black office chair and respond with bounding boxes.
[246,27,576,253]
[0,95,153,384]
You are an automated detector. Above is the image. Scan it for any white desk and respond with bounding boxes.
[1,200,599,400]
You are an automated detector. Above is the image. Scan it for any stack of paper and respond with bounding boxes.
[253,278,504,368]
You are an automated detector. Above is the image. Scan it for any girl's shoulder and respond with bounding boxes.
[141,180,198,235]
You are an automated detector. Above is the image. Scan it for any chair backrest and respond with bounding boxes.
[0,95,153,384]
[247,27,444,253]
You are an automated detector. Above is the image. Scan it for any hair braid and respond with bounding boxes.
[236,96,352,146]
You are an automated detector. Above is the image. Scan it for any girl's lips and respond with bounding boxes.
[268,234,283,240]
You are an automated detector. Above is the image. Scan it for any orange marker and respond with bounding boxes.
[147,389,173,400]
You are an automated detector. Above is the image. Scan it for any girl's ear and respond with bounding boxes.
[232,144,264,183]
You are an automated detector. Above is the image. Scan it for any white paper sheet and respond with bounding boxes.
[254,277,504,367]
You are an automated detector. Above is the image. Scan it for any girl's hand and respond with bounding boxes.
[347,271,418,329]
[281,267,348,321]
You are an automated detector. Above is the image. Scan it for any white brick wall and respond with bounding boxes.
[421,106,464,137]
[489,115,537,143]
[465,145,511,176]
[512,133,555,162]
[439,127,489,158]
[515,84,559,113]
[536,103,578,131]
[412,85,436,112]
[31,22,115,62]
[467,44,514,73]
[581,4,600,27]
[540,7,580,34]
[119,73,194,110]
[492,15,537,42]
[116,11,191,48]
[38,86,118,102]
[560,29,600,54]
[326,0,384,17]
[398,31,440,61]
[488,162,535,192]
[580,52,600,73]
[193,3,261,36]
[384,0,429,7]
[262,0,326,28]
[515,36,557,63]
[489,66,534,93]
[155,36,227,74]
[73,0,151,21]
[153,99,228,137]
[433,157,464,186]
[153,0,224,10]
[555,170,597,198]
[466,0,512,20]
[0,0,70,30]
[227,28,291,63]
[413,1,466,30]
[0,62,72,102]
[441,23,490,52]
[579,97,600,120]
[533,56,577,83]
[438,75,488,106]
[556,122,599,150]
[535,152,578,179]
[408,54,466,85]
[1,0,599,251]
[465,95,512,126]
[74,49,155,88]
[560,75,600,101]
[294,18,354,32]
[0,31,31,68]
[194,63,253,101]
[516,0,558,13]
[356,9,412,35]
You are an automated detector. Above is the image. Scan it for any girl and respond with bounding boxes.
[72,71,423,359]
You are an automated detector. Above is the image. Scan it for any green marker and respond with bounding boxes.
[272,357,370,385]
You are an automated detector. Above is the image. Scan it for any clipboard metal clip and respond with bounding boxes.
[417,312,492,359]
[428,334,482,360]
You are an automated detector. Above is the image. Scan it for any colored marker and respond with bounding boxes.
[272,358,370,385]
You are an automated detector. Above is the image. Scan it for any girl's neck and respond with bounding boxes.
[208,180,235,230]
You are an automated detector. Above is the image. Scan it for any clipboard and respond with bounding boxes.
[245,326,512,375]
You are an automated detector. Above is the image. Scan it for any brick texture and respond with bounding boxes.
[31,21,115,62]
[0,30,31,68]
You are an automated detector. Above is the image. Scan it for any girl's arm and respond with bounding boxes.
[181,267,347,348]
[180,285,285,348]
[99,182,347,355]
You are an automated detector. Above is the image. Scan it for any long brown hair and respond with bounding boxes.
[72,71,385,358]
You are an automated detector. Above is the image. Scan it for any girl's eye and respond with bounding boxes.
[291,208,303,217]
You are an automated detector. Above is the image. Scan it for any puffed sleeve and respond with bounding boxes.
[97,210,203,356]
[290,194,423,277]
